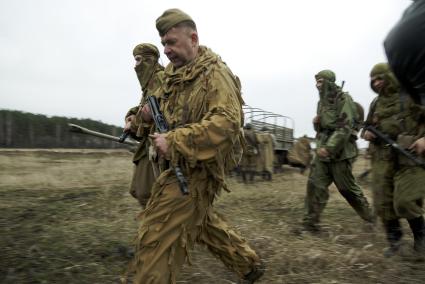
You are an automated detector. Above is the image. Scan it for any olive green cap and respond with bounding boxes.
[156,8,195,36]
[370,62,390,77]
[132,43,160,59]
[315,70,336,82]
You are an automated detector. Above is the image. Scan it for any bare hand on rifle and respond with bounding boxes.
[362,130,376,141]
[150,133,169,158]
[141,104,153,123]
[409,137,425,155]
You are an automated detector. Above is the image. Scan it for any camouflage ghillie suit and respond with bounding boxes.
[303,70,373,231]
[288,136,312,173]
[365,63,425,255]
[126,43,164,207]
[256,128,275,180]
[127,43,262,283]
[240,124,259,183]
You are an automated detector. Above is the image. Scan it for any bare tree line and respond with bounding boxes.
[0,110,126,149]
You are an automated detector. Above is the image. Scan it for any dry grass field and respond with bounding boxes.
[0,149,424,284]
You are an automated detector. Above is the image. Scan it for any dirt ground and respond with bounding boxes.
[0,149,424,284]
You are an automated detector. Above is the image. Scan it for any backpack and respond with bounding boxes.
[339,90,364,132]
[352,101,365,131]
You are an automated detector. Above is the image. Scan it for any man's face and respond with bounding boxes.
[316,78,324,92]
[371,75,385,93]
[161,26,197,68]
[134,55,143,67]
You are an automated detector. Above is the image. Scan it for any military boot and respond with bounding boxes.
[241,262,265,284]
[249,171,255,183]
[241,171,248,183]
[266,171,272,181]
[383,219,403,257]
[407,216,425,254]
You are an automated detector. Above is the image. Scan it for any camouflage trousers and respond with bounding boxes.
[240,154,257,172]
[370,153,397,220]
[393,166,425,220]
[129,154,156,207]
[127,171,260,284]
[303,157,373,226]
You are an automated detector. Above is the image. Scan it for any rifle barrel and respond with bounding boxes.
[365,125,425,168]
[68,123,139,147]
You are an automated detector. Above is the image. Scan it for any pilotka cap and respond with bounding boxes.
[156,8,195,36]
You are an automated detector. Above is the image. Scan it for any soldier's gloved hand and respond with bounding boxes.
[317,147,330,158]
[409,137,425,155]
[313,116,320,124]
[150,133,169,159]
[362,130,376,141]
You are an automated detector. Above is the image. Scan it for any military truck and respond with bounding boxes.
[243,105,295,166]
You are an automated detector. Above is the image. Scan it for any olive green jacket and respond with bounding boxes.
[315,89,358,161]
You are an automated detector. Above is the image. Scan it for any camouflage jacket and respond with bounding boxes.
[154,46,244,196]
[315,89,358,161]
[364,91,401,140]
[126,64,164,162]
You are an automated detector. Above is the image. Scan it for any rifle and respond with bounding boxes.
[147,96,189,195]
[364,125,425,168]
[68,123,139,147]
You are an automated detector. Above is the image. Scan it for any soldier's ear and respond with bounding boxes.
[190,31,198,46]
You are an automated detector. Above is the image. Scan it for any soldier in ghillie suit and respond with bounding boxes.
[287,135,312,174]
[124,9,264,284]
[256,126,275,181]
[362,63,425,257]
[302,69,374,233]
[123,43,164,207]
[240,123,259,183]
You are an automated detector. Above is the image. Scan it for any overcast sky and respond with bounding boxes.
[0,0,410,144]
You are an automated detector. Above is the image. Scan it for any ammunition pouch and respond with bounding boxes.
[369,143,395,161]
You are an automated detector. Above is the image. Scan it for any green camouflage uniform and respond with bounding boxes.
[303,70,373,230]
[391,96,425,220]
[365,63,425,253]
[126,43,164,207]
[128,45,261,283]
[363,63,400,221]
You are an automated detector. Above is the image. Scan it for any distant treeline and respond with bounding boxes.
[0,109,126,149]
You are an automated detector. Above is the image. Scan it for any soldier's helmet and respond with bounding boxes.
[261,126,269,132]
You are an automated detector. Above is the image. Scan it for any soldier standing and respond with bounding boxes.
[363,63,425,256]
[256,126,275,181]
[125,9,264,284]
[240,123,259,183]
[302,70,374,233]
[123,43,164,207]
